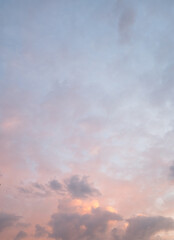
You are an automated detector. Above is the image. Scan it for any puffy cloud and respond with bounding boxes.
[113,215,174,240]
[49,179,62,191]
[14,231,27,240]
[34,224,48,238]
[49,207,122,240]
[57,197,100,215]
[17,176,100,199]
[0,212,20,232]
[65,175,100,199]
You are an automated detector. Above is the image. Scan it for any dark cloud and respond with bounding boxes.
[0,212,20,232]
[49,207,122,240]
[18,182,50,198]
[118,7,135,43]
[113,215,174,240]
[14,231,27,240]
[18,187,32,194]
[18,177,99,198]
[116,0,136,43]
[169,164,174,180]
[65,175,100,199]
[34,224,48,238]
[49,179,62,191]
[32,182,45,191]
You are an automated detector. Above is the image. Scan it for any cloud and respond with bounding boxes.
[116,0,136,43]
[169,164,174,180]
[113,215,174,240]
[18,182,50,198]
[18,179,64,198]
[18,187,32,195]
[18,176,99,200]
[1,0,174,239]
[34,224,48,238]
[32,182,46,191]
[49,207,122,240]
[49,179,62,191]
[65,175,100,199]
[0,212,20,232]
[16,222,30,228]
[14,231,27,240]
[118,7,135,43]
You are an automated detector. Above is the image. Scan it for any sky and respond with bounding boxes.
[1,0,174,239]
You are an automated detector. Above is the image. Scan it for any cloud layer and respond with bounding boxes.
[0,212,20,232]
[1,0,174,239]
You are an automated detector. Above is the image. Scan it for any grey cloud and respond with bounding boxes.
[18,183,50,198]
[118,7,135,43]
[116,0,136,43]
[32,182,46,191]
[113,215,174,240]
[16,222,30,228]
[65,175,100,199]
[49,207,122,240]
[14,231,27,240]
[18,179,63,198]
[0,212,20,232]
[112,227,122,240]
[49,179,62,191]
[18,187,32,194]
[34,224,48,238]
[169,164,174,180]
